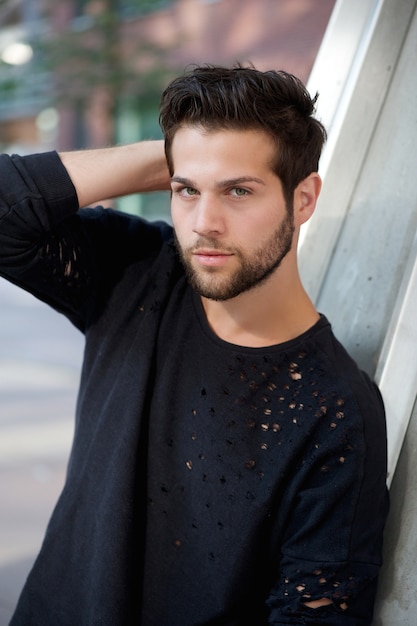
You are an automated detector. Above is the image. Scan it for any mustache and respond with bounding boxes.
[191,238,229,252]
[175,235,235,255]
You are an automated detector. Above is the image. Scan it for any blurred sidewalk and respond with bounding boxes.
[0,278,83,625]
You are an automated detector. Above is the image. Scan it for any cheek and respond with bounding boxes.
[240,214,278,241]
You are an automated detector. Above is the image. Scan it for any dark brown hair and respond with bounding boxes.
[159,64,327,207]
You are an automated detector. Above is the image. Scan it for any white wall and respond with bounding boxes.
[300,0,417,621]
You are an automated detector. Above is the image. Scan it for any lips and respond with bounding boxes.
[192,249,233,267]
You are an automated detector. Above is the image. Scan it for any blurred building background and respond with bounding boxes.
[0,0,335,218]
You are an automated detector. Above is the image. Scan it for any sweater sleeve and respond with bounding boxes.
[0,151,92,328]
[265,369,388,625]
[0,151,78,231]
[0,151,168,331]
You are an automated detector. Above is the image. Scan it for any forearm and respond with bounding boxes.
[59,140,170,208]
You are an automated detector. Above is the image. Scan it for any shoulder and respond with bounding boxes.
[294,315,386,439]
[315,319,387,470]
[307,316,383,403]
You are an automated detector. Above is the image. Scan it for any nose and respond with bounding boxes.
[193,195,225,236]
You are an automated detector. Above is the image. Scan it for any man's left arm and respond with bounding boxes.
[265,383,389,625]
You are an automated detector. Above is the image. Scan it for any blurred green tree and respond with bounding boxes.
[33,0,177,140]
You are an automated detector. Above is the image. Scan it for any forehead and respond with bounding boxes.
[170,126,277,176]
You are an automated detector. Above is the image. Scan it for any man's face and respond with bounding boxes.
[170,126,295,301]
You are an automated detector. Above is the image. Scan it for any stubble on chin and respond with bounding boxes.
[174,239,233,301]
[173,214,294,301]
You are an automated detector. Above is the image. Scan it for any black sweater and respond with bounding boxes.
[0,152,388,625]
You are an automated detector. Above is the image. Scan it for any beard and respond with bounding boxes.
[175,211,295,301]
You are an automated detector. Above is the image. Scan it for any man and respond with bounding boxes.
[1,65,388,625]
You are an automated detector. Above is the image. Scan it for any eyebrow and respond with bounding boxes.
[170,175,266,188]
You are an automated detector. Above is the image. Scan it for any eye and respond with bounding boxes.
[230,187,249,197]
[176,186,198,197]
[171,185,199,198]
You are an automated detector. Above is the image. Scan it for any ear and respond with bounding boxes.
[293,172,322,227]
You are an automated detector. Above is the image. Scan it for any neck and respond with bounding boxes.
[201,263,319,348]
